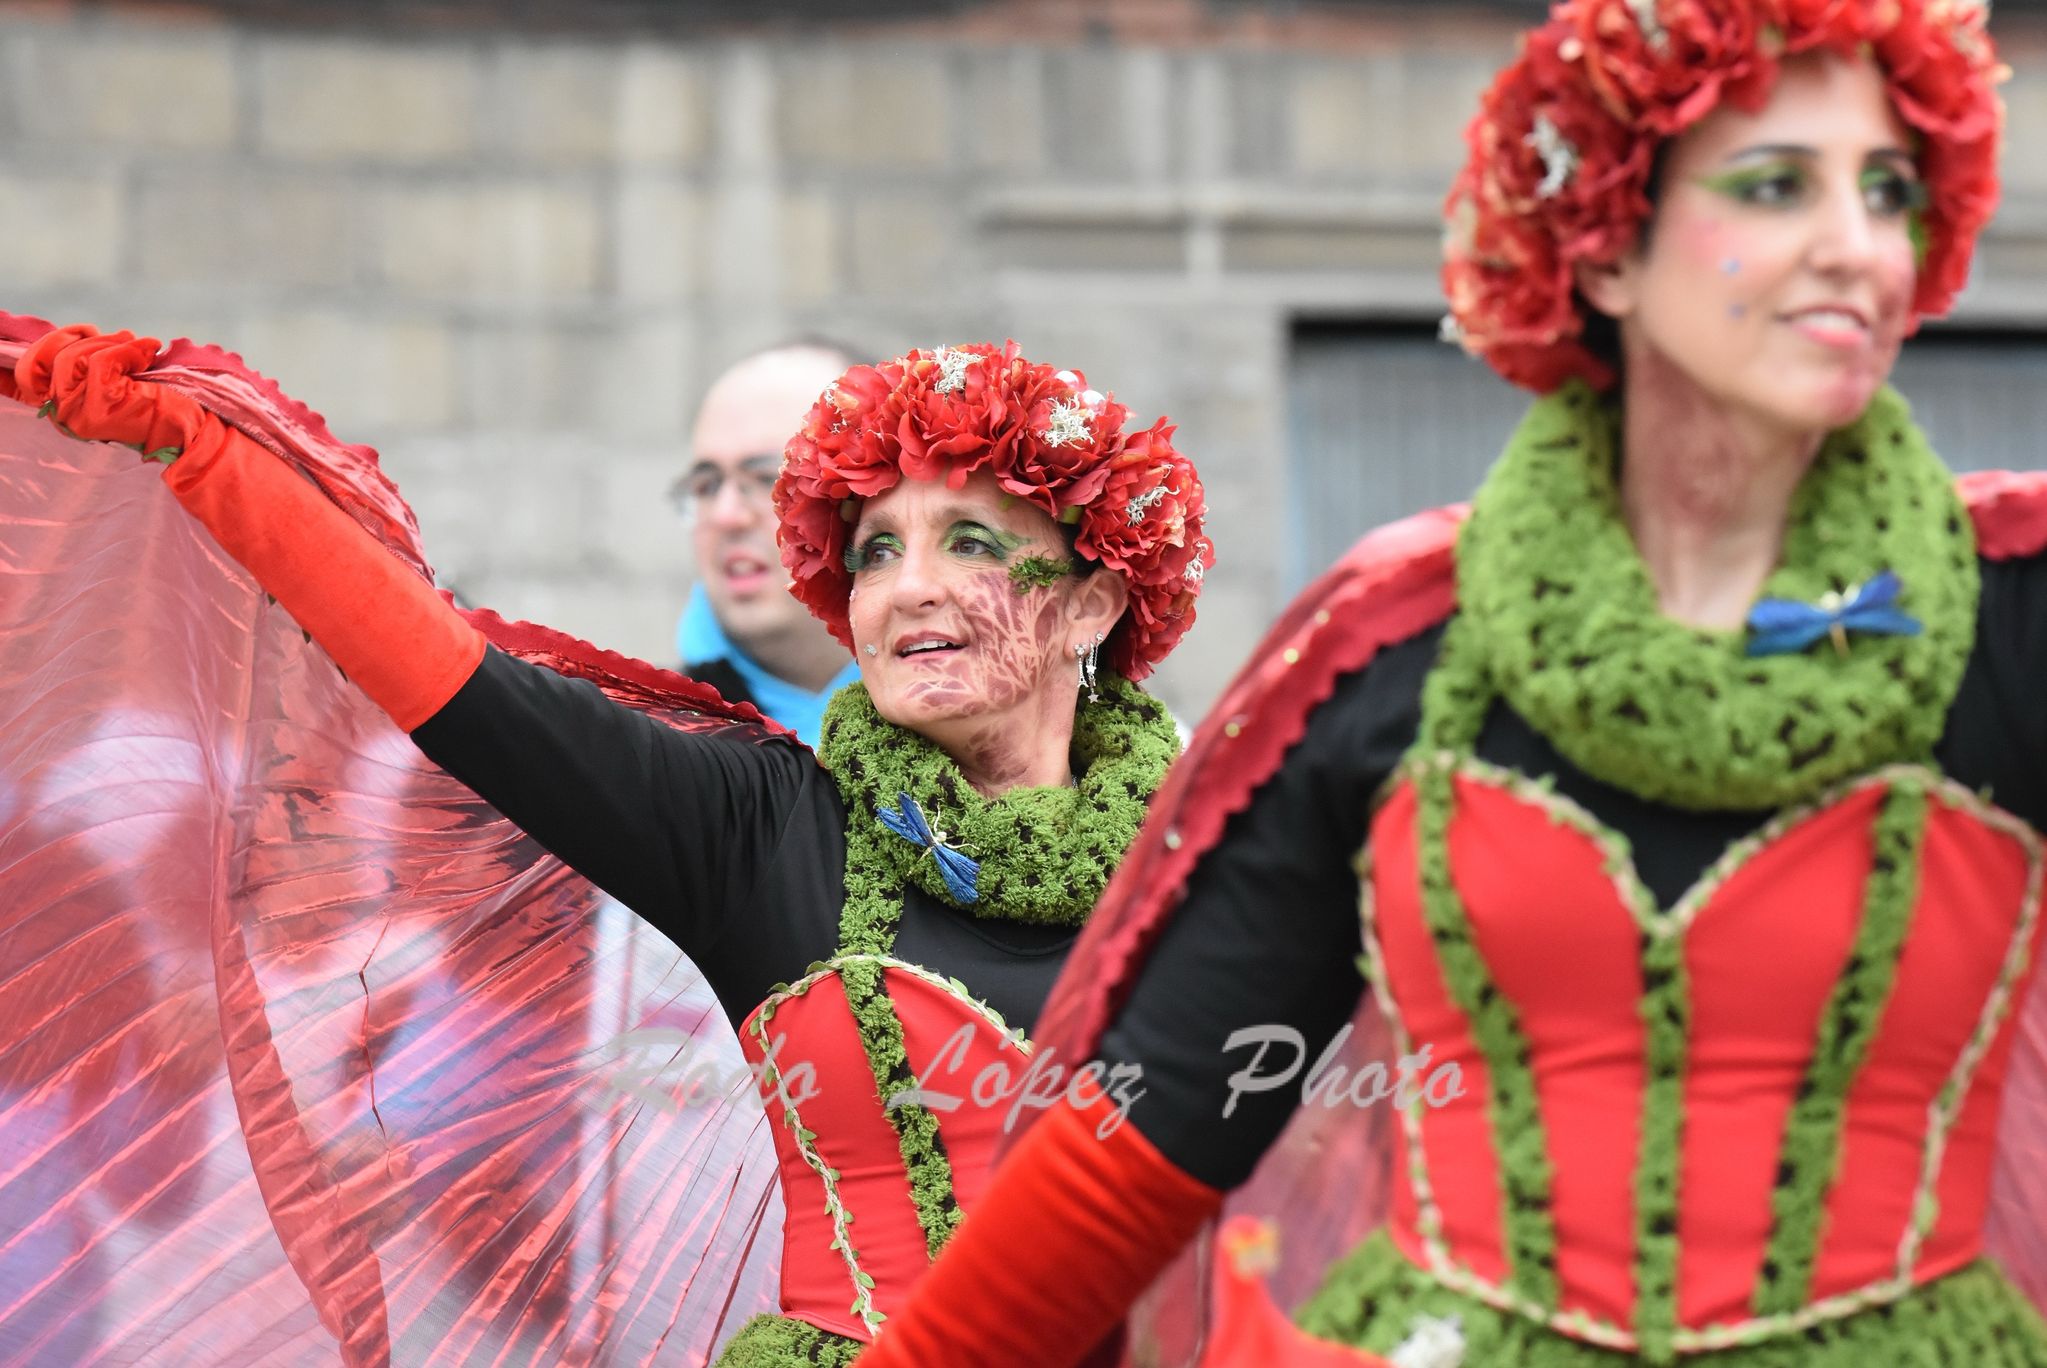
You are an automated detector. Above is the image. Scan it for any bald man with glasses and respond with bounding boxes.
[669,342,863,745]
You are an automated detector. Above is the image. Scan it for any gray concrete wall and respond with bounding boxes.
[7,1,2047,715]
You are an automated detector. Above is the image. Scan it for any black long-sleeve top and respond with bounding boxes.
[408,649,1078,1030]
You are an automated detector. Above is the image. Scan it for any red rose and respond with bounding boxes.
[1076,432,1201,586]
[1005,384,1126,516]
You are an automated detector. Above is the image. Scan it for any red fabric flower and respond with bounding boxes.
[1444,0,2005,393]
[774,344,1211,682]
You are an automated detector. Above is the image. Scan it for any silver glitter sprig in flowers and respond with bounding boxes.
[1626,0,1669,48]
[931,346,973,395]
[1041,399,1093,448]
[1125,483,1171,525]
[1525,113,1579,199]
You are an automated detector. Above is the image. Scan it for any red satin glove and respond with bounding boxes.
[9,323,96,408]
[856,1095,1222,1368]
[15,326,203,459]
[19,320,485,731]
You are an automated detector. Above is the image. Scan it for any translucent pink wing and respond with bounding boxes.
[0,320,782,1366]
[1968,468,2047,1315]
[1987,971,2047,1310]
[1121,1003,1400,1366]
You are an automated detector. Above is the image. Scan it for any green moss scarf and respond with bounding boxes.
[1447,381,1978,811]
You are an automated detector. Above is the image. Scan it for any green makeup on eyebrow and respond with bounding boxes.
[842,532,901,573]
[1696,163,1795,198]
[1008,555,1073,593]
[958,522,1029,561]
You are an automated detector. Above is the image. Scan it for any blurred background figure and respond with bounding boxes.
[673,341,861,743]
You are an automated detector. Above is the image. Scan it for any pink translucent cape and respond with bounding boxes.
[1043,494,2047,1364]
[0,313,783,1365]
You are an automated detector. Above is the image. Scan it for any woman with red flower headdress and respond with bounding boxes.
[855,2,2047,1365]
[0,333,1210,1365]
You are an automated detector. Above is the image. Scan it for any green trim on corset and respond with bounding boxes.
[713,1313,865,1367]
[1754,781,1929,1317]
[1630,919,1690,1363]
[1411,622,1560,1312]
[1296,1233,2047,1366]
[838,953,964,1259]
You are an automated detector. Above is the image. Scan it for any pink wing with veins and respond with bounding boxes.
[0,314,781,1367]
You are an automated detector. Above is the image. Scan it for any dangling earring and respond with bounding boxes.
[1073,642,1089,697]
[1077,631,1102,703]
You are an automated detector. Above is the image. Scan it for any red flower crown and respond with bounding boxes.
[1444,0,2006,393]
[772,342,1213,683]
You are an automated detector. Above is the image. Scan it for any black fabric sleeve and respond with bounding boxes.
[409,645,818,969]
[1939,549,2047,832]
[1097,626,1439,1190]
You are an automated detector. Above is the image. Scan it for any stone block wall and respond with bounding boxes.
[5,0,2045,715]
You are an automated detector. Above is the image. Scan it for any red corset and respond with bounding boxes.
[1366,761,2045,1353]
[737,956,1036,1342]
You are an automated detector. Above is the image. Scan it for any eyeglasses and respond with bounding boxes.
[668,458,780,521]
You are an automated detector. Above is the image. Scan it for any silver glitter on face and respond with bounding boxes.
[1627,0,1668,48]
[1041,399,1093,448]
[932,346,972,395]
[1526,113,1579,199]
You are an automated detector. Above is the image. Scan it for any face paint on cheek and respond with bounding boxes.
[950,575,1068,711]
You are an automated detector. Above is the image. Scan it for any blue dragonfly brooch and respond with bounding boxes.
[1745,570,1922,659]
[878,793,981,904]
